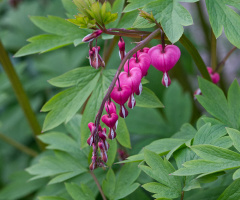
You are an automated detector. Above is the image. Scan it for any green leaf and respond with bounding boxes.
[0,171,47,200]
[26,151,87,183]
[133,0,193,43]
[142,149,182,192]
[80,69,114,148]
[218,179,240,200]
[65,183,95,200]
[15,16,91,56]
[135,87,164,108]
[38,132,88,167]
[227,80,240,128]
[102,169,116,199]
[123,0,156,12]
[107,139,117,166]
[205,0,240,48]
[233,168,240,180]
[117,10,139,28]
[172,145,240,176]
[120,138,187,163]
[226,128,240,152]
[65,114,82,143]
[197,76,240,129]
[116,117,131,148]
[193,124,230,148]
[114,163,141,199]
[197,77,230,127]
[163,81,192,132]
[107,0,125,28]
[41,67,100,132]
[62,0,78,18]
[38,197,66,200]
[142,182,180,199]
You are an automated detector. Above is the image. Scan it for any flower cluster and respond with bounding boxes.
[84,30,182,170]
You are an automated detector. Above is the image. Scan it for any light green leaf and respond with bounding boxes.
[38,132,88,167]
[233,168,240,180]
[135,87,164,108]
[205,0,240,48]
[116,117,131,148]
[163,81,192,132]
[142,149,182,193]
[48,67,100,88]
[114,163,141,199]
[123,0,156,12]
[227,128,240,152]
[15,16,91,56]
[107,139,117,166]
[38,197,67,200]
[41,67,100,132]
[227,80,240,129]
[26,151,87,183]
[142,182,180,199]
[172,145,240,176]
[65,183,95,200]
[197,77,231,127]
[65,114,82,143]
[120,138,187,163]
[102,169,116,199]
[218,179,240,200]
[133,0,193,43]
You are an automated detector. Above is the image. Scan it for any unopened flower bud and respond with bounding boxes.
[89,46,105,69]
[87,135,94,146]
[89,162,96,170]
[82,30,103,43]
[105,100,117,114]
[118,37,126,60]
[108,128,117,140]
[98,128,107,141]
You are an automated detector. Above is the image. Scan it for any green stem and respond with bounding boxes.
[179,34,211,81]
[0,40,45,150]
[0,132,38,157]
[196,1,211,49]
[211,29,217,71]
[90,170,107,200]
[216,46,237,73]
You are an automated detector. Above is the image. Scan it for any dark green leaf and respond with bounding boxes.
[218,179,240,200]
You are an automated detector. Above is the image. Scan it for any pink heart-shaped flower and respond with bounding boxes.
[101,113,118,128]
[117,68,142,93]
[148,44,181,72]
[124,53,151,77]
[110,85,132,105]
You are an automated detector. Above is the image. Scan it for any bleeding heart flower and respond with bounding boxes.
[124,53,151,77]
[110,85,132,105]
[148,44,181,72]
[117,68,142,93]
[101,113,118,128]
[133,47,149,57]
[207,67,220,84]
[105,100,117,114]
